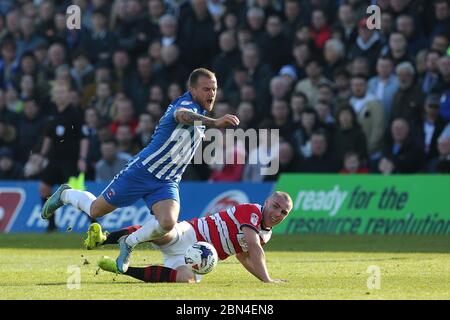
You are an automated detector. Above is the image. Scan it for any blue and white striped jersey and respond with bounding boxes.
[138,92,206,182]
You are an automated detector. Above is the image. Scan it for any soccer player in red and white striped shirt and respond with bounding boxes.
[92,191,293,283]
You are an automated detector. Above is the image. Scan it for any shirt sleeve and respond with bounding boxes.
[233,204,263,232]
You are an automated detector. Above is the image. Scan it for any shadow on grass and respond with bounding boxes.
[0,233,449,253]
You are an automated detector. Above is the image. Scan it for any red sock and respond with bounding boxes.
[125,266,177,283]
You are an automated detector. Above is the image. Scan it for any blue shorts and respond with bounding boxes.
[101,156,179,211]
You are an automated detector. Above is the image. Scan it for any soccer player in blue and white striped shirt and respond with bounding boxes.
[41,68,240,272]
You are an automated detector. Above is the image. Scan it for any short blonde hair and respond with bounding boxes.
[188,68,216,88]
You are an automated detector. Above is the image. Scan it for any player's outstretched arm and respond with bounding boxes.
[240,227,284,283]
[175,108,240,128]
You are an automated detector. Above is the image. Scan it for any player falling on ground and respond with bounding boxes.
[86,192,293,283]
[41,68,240,273]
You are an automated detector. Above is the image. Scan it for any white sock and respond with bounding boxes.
[61,189,96,217]
[125,217,167,247]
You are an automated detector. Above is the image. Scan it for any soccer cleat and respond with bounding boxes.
[41,184,71,219]
[116,235,133,273]
[98,256,119,274]
[84,223,108,250]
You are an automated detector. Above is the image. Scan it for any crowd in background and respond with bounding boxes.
[0,0,450,184]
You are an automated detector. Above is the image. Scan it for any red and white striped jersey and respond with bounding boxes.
[188,203,272,260]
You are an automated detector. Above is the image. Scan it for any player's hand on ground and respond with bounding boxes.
[214,114,240,128]
[267,278,287,283]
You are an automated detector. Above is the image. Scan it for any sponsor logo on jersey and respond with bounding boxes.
[180,100,193,106]
[250,213,259,226]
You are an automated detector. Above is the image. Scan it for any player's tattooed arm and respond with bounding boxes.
[175,108,216,127]
[175,108,240,128]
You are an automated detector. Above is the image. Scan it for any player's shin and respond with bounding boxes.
[125,265,177,283]
[103,226,142,245]
[61,189,96,217]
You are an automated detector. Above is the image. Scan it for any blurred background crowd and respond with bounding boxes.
[0,0,450,184]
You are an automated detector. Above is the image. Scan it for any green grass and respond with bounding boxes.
[0,233,449,300]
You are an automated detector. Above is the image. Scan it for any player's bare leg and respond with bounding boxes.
[175,265,196,283]
[116,200,179,273]
[88,195,117,218]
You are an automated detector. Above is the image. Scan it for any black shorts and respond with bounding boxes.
[40,158,79,186]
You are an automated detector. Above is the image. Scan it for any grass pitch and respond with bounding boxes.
[0,233,449,300]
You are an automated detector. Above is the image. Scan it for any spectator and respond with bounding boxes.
[259,14,291,73]
[110,97,139,135]
[167,82,183,103]
[323,38,346,80]
[384,31,412,66]
[241,43,273,111]
[146,100,164,122]
[292,107,321,158]
[290,91,309,123]
[16,99,45,164]
[295,58,330,107]
[17,14,46,58]
[269,76,290,101]
[418,94,447,164]
[379,118,425,174]
[158,14,179,47]
[88,81,115,123]
[430,33,449,55]
[333,68,352,106]
[245,6,266,47]
[211,30,241,86]
[291,41,312,81]
[317,82,336,109]
[0,36,19,89]
[309,8,331,51]
[115,0,146,57]
[178,0,217,70]
[282,0,303,41]
[349,74,385,157]
[236,101,257,130]
[429,135,450,173]
[263,99,295,142]
[347,17,383,70]
[315,100,335,128]
[0,146,23,180]
[70,51,95,93]
[0,88,19,125]
[333,3,357,50]
[140,0,166,44]
[135,112,156,149]
[95,138,132,182]
[126,55,164,113]
[159,44,190,87]
[115,123,140,156]
[368,56,399,125]
[395,14,427,56]
[420,50,441,95]
[391,61,425,125]
[339,151,369,174]
[44,42,67,80]
[333,103,368,166]
[0,117,17,153]
[430,0,450,37]
[298,129,339,173]
[83,107,103,181]
[278,65,298,91]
